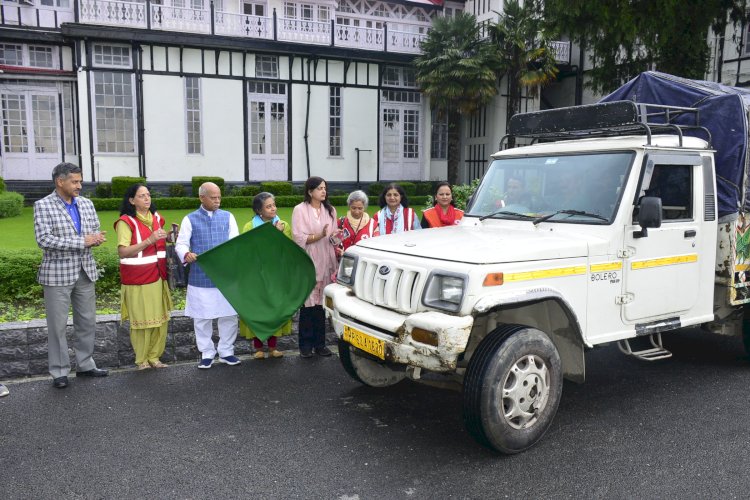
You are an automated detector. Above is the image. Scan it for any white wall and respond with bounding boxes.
[143,74,245,181]
[291,84,379,182]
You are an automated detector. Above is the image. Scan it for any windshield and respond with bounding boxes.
[466,152,634,224]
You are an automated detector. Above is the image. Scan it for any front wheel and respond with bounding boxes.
[463,325,563,454]
[338,339,406,387]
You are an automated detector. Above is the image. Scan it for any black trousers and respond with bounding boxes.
[298,305,326,351]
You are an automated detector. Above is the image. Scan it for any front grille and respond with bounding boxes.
[353,258,424,313]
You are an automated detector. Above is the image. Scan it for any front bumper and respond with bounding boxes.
[324,284,474,372]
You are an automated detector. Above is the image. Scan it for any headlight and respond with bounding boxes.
[422,272,467,312]
[337,254,357,285]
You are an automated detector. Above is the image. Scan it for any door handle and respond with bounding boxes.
[684,230,696,238]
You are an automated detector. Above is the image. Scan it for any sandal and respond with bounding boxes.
[149,360,168,369]
[270,349,284,358]
[137,362,150,370]
[254,350,265,360]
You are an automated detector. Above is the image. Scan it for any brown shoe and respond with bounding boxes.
[270,349,284,358]
[254,350,265,360]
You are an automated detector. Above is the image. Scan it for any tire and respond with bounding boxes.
[463,324,563,454]
[338,338,406,387]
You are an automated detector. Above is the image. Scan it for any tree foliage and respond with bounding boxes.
[416,12,500,115]
[491,0,559,137]
[416,12,501,183]
[537,0,748,94]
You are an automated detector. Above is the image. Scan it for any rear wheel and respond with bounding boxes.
[463,324,563,454]
[338,339,406,387]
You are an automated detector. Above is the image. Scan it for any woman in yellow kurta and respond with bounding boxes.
[239,192,293,359]
[115,184,173,370]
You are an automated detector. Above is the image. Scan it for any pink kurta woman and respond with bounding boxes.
[292,176,338,358]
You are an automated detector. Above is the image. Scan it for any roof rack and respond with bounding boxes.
[500,100,712,150]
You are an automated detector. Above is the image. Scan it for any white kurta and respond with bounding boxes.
[175,208,239,319]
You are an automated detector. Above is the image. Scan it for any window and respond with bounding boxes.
[243,1,265,16]
[0,44,57,68]
[283,2,329,21]
[255,55,278,78]
[0,44,23,66]
[248,81,286,94]
[28,46,54,68]
[184,77,202,155]
[93,72,135,153]
[431,108,447,160]
[468,106,487,139]
[92,44,132,69]
[382,66,416,88]
[640,164,693,220]
[62,83,77,155]
[329,86,341,157]
[403,109,419,158]
[40,0,71,7]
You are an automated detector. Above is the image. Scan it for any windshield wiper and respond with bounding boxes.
[532,210,608,225]
[478,210,536,221]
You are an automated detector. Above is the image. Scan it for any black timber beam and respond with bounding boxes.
[0,26,66,43]
[61,23,416,65]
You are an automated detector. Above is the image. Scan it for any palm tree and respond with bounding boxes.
[491,0,559,144]
[416,12,501,185]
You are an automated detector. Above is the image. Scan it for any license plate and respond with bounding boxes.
[343,325,385,360]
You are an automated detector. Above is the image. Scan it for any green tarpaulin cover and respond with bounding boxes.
[196,222,316,341]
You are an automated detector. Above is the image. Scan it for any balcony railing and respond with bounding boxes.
[549,40,571,65]
[0,3,74,28]
[73,0,428,54]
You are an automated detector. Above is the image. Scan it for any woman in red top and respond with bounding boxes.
[372,183,422,235]
[114,184,173,370]
[338,190,376,250]
[421,182,464,228]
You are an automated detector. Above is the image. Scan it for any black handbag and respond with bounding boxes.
[166,223,188,289]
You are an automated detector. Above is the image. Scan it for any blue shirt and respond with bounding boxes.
[61,195,81,235]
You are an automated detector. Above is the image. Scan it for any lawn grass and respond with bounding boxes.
[1,205,379,250]
[0,203,384,321]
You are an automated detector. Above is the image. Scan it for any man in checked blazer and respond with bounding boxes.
[34,163,109,388]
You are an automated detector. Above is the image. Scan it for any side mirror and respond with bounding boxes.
[635,196,662,238]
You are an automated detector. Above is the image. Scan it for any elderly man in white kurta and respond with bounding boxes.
[175,182,241,369]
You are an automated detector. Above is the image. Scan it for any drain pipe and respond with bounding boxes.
[304,58,312,178]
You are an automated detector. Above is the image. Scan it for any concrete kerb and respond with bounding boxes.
[0,310,337,380]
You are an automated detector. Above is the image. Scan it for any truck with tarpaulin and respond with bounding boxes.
[323,71,750,454]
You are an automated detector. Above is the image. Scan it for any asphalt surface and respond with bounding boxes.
[1,329,750,499]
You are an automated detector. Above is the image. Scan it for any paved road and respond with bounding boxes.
[1,329,750,499]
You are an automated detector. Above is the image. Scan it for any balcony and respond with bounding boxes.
[73,0,427,54]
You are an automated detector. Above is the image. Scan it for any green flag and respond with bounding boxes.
[196,222,316,341]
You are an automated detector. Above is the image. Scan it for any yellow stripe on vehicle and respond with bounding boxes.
[590,262,623,272]
[631,254,698,270]
[504,265,587,282]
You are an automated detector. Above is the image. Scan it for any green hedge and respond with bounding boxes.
[111,176,146,198]
[0,191,24,218]
[368,182,384,196]
[416,182,434,196]
[168,183,186,197]
[89,194,430,212]
[228,185,261,197]
[260,181,293,195]
[95,183,112,198]
[0,248,121,302]
[192,176,224,196]
[0,176,6,193]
